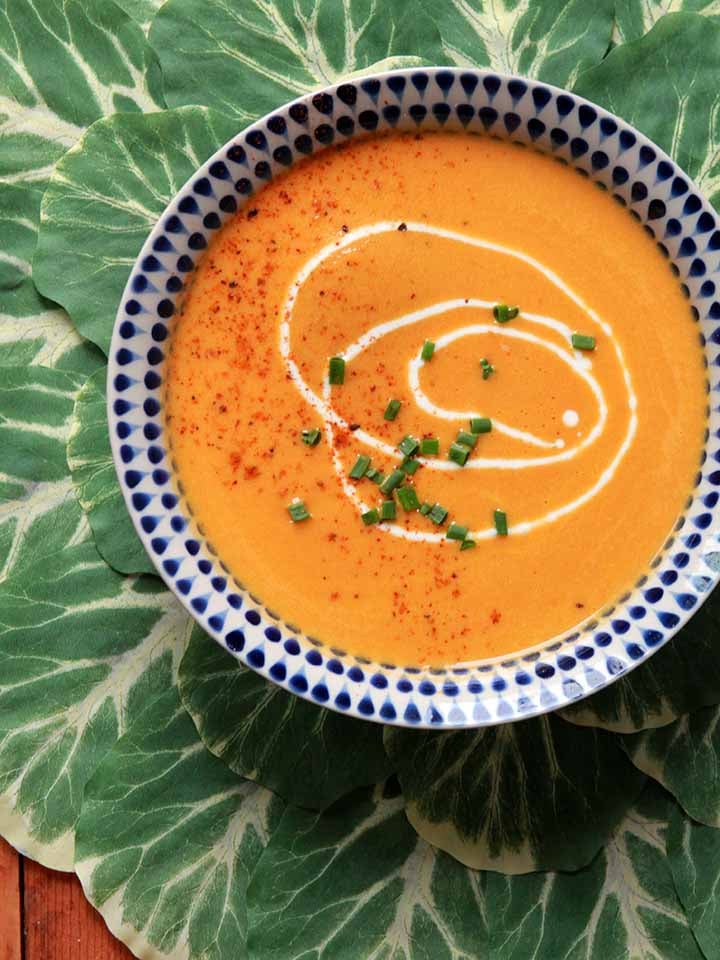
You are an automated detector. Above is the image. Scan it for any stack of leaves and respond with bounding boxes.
[3,1,720,956]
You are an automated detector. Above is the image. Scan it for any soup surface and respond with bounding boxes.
[165,132,706,666]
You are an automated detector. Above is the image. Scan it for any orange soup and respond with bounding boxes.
[165,132,706,666]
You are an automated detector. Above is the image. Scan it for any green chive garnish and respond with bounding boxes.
[470,417,492,434]
[365,467,382,482]
[380,469,405,495]
[301,428,321,446]
[419,502,432,516]
[329,356,345,384]
[421,340,435,361]
[480,358,495,380]
[361,508,379,526]
[446,522,468,541]
[349,455,371,479]
[494,509,508,536]
[398,435,420,457]
[571,333,595,351]
[493,304,519,323]
[397,486,420,511]
[401,458,420,476]
[460,538,476,550]
[371,471,385,485]
[448,442,472,466]
[381,500,397,521]
[429,503,448,525]
[384,399,402,421]
[288,500,310,522]
[456,430,478,449]
[420,437,440,455]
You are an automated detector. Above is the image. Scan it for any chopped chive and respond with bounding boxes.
[349,455,371,479]
[446,522,468,541]
[361,508,379,526]
[381,500,397,521]
[448,441,472,466]
[421,340,435,361]
[470,417,492,434]
[571,333,596,351]
[398,435,420,457]
[429,503,448,525]
[480,358,495,380]
[384,399,402,421]
[301,428,321,446]
[460,538,476,550]
[494,509,508,536]
[365,467,381,482]
[371,471,385,485]
[328,356,345,384]
[397,486,420,511]
[493,303,519,323]
[456,430,478,449]
[401,458,421,476]
[419,502,432,516]
[288,499,310,522]
[420,437,440,455]
[380,469,405,495]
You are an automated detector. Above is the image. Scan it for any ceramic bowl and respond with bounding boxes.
[108,67,720,729]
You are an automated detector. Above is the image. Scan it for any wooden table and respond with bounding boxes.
[0,837,131,959]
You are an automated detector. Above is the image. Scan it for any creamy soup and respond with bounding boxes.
[165,132,706,665]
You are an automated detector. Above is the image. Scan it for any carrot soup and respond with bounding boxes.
[164,132,706,666]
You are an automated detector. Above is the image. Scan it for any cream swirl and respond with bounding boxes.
[279,221,637,541]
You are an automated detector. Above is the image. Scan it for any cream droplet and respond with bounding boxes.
[562,409,580,428]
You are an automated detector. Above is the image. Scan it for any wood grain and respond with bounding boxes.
[21,853,133,960]
[0,839,22,960]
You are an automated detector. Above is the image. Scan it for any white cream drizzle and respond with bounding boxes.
[279,221,638,542]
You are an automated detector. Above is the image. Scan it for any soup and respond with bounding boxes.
[165,132,706,666]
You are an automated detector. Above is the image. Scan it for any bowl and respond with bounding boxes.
[108,67,720,728]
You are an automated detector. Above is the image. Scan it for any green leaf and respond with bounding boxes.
[430,0,615,88]
[667,801,720,960]
[247,784,488,960]
[385,716,646,872]
[0,0,163,349]
[33,106,241,354]
[114,0,164,34]
[68,367,154,574]
[486,783,703,960]
[625,703,720,827]
[575,12,720,207]
[179,628,394,810]
[76,686,284,960]
[615,0,720,44]
[152,0,448,123]
[561,592,720,733]
[153,0,614,126]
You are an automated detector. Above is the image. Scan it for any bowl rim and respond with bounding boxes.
[107,64,720,729]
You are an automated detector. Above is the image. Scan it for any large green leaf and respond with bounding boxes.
[76,686,284,960]
[385,716,646,873]
[179,628,393,811]
[0,356,192,871]
[152,0,614,125]
[484,783,703,960]
[33,106,240,355]
[247,783,488,960]
[667,802,720,960]
[575,12,720,207]
[430,0,615,87]
[114,0,164,34]
[615,0,720,44]
[561,592,720,733]
[625,704,720,827]
[0,0,163,341]
[68,366,153,575]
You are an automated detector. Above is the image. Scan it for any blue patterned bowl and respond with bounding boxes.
[108,67,720,728]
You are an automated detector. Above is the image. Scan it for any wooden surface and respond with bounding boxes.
[0,838,133,960]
